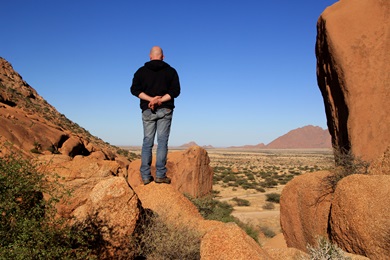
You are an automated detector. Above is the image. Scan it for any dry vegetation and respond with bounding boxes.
[207,148,334,244]
[128,147,334,245]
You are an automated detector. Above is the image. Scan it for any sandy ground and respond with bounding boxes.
[207,148,333,245]
[214,183,284,240]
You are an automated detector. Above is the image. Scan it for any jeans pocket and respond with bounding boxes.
[142,109,153,120]
[157,108,173,119]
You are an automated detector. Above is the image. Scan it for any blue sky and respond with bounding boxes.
[1,0,338,147]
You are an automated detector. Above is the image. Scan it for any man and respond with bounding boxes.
[130,46,181,185]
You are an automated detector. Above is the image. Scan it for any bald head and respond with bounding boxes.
[149,46,164,60]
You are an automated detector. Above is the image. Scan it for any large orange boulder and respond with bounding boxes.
[73,177,140,252]
[316,0,390,162]
[330,174,390,259]
[128,146,213,197]
[280,171,333,251]
[200,222,271,260]
[168,146,213,197]
[37,155,142,256]
[369,147,390,175]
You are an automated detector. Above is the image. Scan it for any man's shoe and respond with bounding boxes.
[155,177,171,184]
[142,176,154,185]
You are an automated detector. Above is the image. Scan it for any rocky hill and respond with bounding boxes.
[0,57,129,159]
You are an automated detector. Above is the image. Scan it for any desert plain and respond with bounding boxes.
[208,148,334,243]
[128,147,334,244]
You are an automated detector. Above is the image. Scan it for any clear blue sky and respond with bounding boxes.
[1,0,337,147]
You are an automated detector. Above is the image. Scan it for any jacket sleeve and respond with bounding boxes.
[167,69,181,99]
[130,70,143,97]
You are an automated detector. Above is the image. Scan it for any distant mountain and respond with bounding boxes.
[178,141,215,149]
[228,143,266,149]
[266,125,332,149]
[224,125,331,149]
[179,141,199,148]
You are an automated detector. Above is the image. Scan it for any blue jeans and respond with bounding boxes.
[140,108,173,180]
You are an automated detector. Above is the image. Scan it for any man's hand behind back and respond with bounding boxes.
[148,96,162,110]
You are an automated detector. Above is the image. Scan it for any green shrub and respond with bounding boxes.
[186,194,259,242]
[265,193,280,203]
[260,226,276,238]
[245,172,255,181]
[231,197,250,206]
[255,186,266,193]
[262,177,278,188]
[222,174,236,183]
[0,152,96,259]
[235,222,259,243]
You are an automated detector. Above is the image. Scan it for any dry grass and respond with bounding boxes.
[131,209,201,260]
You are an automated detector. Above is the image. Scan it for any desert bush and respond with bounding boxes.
[255,186,266,192]
[213,174,222,182]
[277,174,294,185]
[265,193,280,203]
[186,194,259,242]
[186,194,234,222]
[324,148,369,192]
[259,171,273,178]
[262,177,278,188]
[227,182,239,187]
[262,202,275,210]
[245,172,255,180]
[236,222,259,243]
[47,144,61,154]
[231,197,250,206]
[0,152,95,259]
[242,182,255,190]
[213,166,231,172]
[303,236,351,260]
[222,173,237,183]
[116,148,140,161]
[236,178,247,186]
[260,226,276,238]
[131,210,201,260]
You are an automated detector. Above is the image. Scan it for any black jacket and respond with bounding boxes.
[131,60,181,111]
